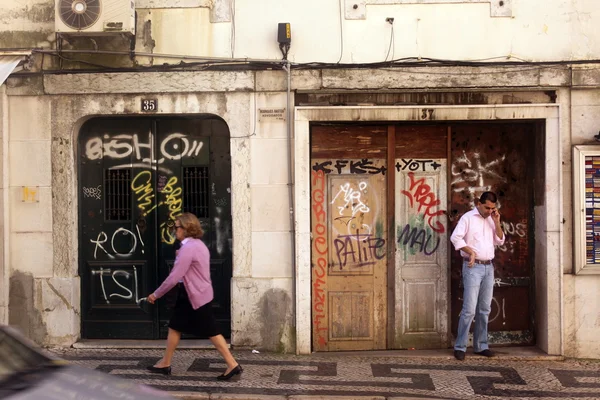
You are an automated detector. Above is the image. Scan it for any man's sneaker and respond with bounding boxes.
[454,350,465,361]
[474,349,495,357]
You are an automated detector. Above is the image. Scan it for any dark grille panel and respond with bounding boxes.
[104,169,131,221]
[183,166,209,218]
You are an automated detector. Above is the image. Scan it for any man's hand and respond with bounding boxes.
[147,293,157,304]
[468,252,476,268]
[491,209,501,224]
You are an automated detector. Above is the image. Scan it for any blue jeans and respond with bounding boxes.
[454,261,494,352]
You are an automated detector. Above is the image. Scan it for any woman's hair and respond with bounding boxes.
[176,212,204,239]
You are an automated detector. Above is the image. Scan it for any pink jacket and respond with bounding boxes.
[153,238,214,310]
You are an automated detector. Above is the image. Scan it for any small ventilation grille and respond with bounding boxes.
[183,167,209,218]
[104,169,131,221]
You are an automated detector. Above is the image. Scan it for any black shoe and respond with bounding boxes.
[474,349,495,357]
[454,350,465,361]
[147,365,172,375]
[217,365,242,381]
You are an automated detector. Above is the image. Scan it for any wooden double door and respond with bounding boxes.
[310,123,536,351]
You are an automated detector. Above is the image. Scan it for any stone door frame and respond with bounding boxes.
[294,104,562,355]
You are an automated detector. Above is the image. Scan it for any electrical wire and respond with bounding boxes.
[25,48,600,76]
[384,24,394,63]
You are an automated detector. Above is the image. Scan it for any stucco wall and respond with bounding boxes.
[2,0,600,62]
[562,88,600,358]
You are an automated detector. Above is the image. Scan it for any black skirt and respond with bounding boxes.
[168,283,220,338]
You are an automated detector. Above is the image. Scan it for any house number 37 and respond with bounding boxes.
[141,99,158,112]
[421,109,435,120]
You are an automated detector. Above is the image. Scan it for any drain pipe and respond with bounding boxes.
[283,61,297,353]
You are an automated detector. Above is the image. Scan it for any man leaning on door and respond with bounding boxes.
[450,192,505,361]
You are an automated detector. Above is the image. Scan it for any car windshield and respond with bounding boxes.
[0,326,53,382]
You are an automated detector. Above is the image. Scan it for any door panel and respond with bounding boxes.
[80,117,232,339]
[327,164,387,350]
[80,119,157,338]
[449,123,535,345]
[311,156,387,351]
[395,160,448,349]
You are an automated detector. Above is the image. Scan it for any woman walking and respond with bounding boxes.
[146,212,242,381]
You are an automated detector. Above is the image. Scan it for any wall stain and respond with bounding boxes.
[259,288,292,352]
[9,272,48,344]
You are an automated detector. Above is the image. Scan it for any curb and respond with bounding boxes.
[171,394,441,400]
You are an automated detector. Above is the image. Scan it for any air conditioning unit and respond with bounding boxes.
[55,0,135,35]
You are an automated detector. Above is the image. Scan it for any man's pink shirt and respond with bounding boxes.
[450,208,505,261]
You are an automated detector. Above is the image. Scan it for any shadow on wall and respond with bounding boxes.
[259,288,292,353]
[9,271,48,344]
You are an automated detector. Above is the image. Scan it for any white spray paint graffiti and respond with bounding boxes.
[90,227,144,259]
[91,266,141,305]
[331,181,374,239]
[212,207,233,256]
[451,151,506,208]
[460,295,506,324]
[85,132,205,173]
[83,185,102,200]
[497,221,526,253]
[331,182,370,217]
[501,221,526,237]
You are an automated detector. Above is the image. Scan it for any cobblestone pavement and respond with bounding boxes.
[49,348,600,400]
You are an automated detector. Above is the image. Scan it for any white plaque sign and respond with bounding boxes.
[258,108,286,122]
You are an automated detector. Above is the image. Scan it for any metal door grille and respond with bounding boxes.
[183,166,209,218]
[104,169,131,221]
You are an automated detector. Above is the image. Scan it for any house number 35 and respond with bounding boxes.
[141,99,158,112]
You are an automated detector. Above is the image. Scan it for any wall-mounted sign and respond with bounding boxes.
[141,98,158,112]
[258,108,286,122]
[22,186,39,203]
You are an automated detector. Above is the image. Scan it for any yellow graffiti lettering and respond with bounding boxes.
[159,176,182,244]
[161,224,175,244]
[131,171,157,215]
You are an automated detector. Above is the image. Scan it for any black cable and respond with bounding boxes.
[384,24,394,62]
[24,48,600,76]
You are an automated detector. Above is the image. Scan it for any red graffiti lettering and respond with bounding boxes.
[311,170,328,348]
[401,172,446,233]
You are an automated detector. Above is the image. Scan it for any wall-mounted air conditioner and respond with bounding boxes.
[55,0,135,35]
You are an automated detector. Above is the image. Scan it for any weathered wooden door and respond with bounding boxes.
[395,159,448,349]
[311,126,388,351]
[449,122,535,345]
[79,117,232,339]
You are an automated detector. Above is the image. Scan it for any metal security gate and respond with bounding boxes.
[79,117,232,339]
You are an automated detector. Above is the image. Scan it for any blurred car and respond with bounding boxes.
[0,324,174,399]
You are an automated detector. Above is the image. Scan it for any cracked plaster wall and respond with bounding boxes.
[0,0,55,48]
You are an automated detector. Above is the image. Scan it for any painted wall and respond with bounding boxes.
[1,0,600,62]
[562,88,600,358]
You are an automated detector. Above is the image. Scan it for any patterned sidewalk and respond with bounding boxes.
[50,347,600,400]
